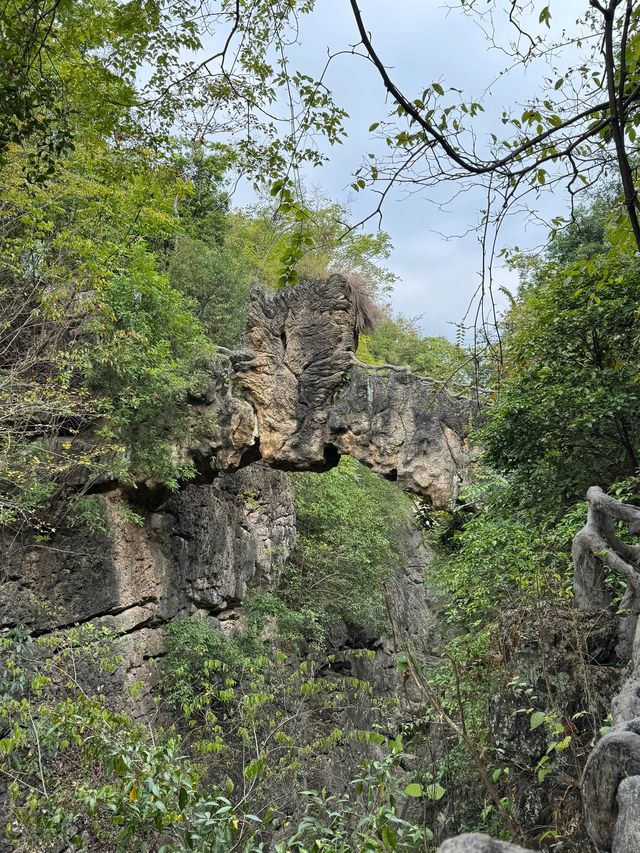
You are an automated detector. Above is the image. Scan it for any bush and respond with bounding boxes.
[1,626,432,852]
[284,458,413,632]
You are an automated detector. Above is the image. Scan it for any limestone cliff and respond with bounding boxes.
[0,459,441,722]
[1,465,294,708]
[0,274,476,851]
[1,273,471,702]
[180,275,476,508]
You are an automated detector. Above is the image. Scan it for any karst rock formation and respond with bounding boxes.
[1,275,475,707]
[8,275,640,850]
[181,273,477,506]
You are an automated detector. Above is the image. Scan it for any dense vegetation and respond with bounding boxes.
[3,1,640,851]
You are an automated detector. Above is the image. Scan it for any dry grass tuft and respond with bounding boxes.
[343,274,385,334]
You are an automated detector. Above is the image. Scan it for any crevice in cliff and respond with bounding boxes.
[323,442,340,468]
[237,437,262,468]
[5,596,162,640]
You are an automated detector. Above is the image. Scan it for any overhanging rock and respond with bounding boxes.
[188,275,477,509]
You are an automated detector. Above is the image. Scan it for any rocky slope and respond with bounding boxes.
[1,274,471,709]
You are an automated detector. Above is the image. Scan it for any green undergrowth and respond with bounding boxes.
[284,457,413,634]
[0,621,437,852]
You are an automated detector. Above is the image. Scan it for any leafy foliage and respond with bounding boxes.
[0,624,432,852]
[0,0,370,531]
[483,243,640,508]
[227,192,397,296]
[285,458,412,632]
[358,315,473,387]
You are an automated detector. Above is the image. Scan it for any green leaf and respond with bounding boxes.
[368,122,380,132]
[404,783,423,798]
[539,6,551,27]
[244,755,266,780]
[380,823,397,848]
[425,783,446,801]
[530,711,546,730]
[432,83,444,96]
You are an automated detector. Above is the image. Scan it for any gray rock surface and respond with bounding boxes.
[0,463,296,712]
[1,275,472,657]
[0,460,444,723]
[437,833,534,852]
[582,718,640,851]
[1,463,294,635]
[612,776,640,853]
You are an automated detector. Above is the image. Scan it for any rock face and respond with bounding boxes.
[438,835,534,853]
[1,464,296,711]
[1,459,444,719]
[0,274,476,845]
[2,464,295,636]
[188,275,476,509]
[8,478,441,775]
[0,275,474,704]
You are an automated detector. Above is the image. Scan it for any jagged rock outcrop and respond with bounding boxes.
[2,464,295,636]
[0,274,477,849]
[1,464,296,711]
[1,274,474,700]
[186,275,476,509]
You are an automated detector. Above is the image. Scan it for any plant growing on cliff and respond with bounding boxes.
[284,457,412,633]
[276,735,433,852]
[161,615,396,821]
[0,625,272,851]
[1,623,434,852]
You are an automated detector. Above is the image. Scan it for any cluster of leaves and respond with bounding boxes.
[483,249,640,508]
[227,187,397,296]
[357,315,473,389]
[0,0,384,534]
[0,135,222,528]
[415,192,640,846]
[0,623,435,852]
[280,736,433,852]
[160,614,390,811]
[284,457,413,633]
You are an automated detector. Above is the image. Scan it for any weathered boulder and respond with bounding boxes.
[612,776,640,853]
[437,833,534,852]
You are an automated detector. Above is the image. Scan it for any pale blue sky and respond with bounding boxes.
[228,2,593,339]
